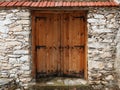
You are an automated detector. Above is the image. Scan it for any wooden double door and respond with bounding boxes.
[34,11,86,78]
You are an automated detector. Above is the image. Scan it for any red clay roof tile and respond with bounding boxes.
[57,1,62,7]
[47,1,51,7]
[7,1,17,6]
[0,2,10,7]
[42,1,47,7]
[0,2,3,5]
[51,2,55,7]
[15,1,25,6]
[0,1,119,7]
[50,2,54,7]
[22,1,32,7]
[39,2,42,7]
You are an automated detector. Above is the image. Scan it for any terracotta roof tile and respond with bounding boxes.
[51,2,55,7]
[7,1,17,6]
[0,2,3,5]
[15,1,25,6]
[42,1,47,7]
[22,1,32,7]
[0,2,9,7]
[39,2,42,7]
[50,2,53,7]
[0,1,119,7]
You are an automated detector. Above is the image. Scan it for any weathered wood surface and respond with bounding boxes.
[33,11,86,78]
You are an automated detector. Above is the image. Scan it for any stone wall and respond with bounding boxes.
[88,7,120,88]
[0,7,120,89]
[0,8,32,89]
[115,9,120,87]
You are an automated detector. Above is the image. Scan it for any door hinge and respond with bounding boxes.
[35,17,46,22]
[36,45,46,51]
[73,16,85,21]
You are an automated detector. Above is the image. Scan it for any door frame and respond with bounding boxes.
[31,10,88,80]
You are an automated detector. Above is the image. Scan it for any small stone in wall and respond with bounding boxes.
[4,19,13,25]
[16,20,30,25]
[46,82,54,85]
[0,73,8,78]
[91,61,104,70]
[0,34,8,38]
[13,50,29,55]
[87,18,98,23]
[8,55,21,58]
[105,75,114,80]
[21,65,30,71]
[6,41,22,47]
[6,13,14,19]
[106,63,113,68]
[93,29,112,33]
[10,25,22,32]
[16,12,30,17]
[9,58,17,64]
[106,14,114,19]
[0,26,9,33]
[102,52,112,58]
[93,14,104,19]
[19,56,29,62]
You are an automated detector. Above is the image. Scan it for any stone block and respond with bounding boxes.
[6,13,14,19]
[0,34,8,38]
[0,73,8,78]
[21,65,30,71]
[13,31,30,35]
[93,14,104,19]
[89,42,106,49]
[1,66,12,70]
[16,20,30,25]
[8,55,21,58]
[0,26,9,33]
[106,14,114,19]
[105,75,114,80]
[6,41,22,46]
[13,46,22,50]
[93,29,112,33]
[16,12,30,17]
[87,18,98,23]
[106,63,113,68]
[19,55,29,62]
[13,50,29,54]
[102,52,112,58]
[4,19,13,25]
[9,58,17,64]
[106,24,115,28]
[10,25,23,31]
[91,61,104,70]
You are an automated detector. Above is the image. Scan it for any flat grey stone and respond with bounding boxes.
[0,78,13,86]
[46,82,54,85]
